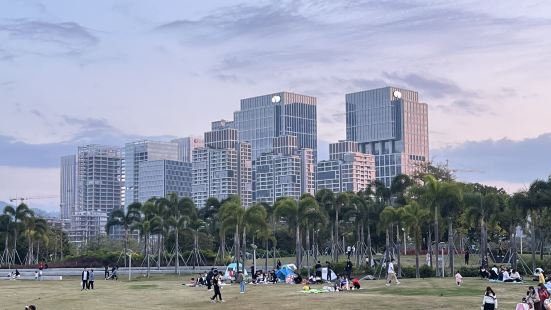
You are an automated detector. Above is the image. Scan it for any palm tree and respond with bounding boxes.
[423,175,449,276]
[334,192,351,261]
[4,203,33,264]
[219,198,266,276]
[298,195,322,272]
[402,201,430,278]
[163,194,196,274]
[439,182,463,275]
[504,193,527,270]
[22,216,48,265]
[133,199,162,278]
[315,189,335,260]
[464,186,500,268]
[1,206,15,263]
[380,206,404,275]
[274,197,301,268]
[106,202,141,267]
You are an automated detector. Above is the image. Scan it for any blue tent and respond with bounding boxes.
[275,267,295,281]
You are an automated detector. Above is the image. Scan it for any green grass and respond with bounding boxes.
[0,275,529,310]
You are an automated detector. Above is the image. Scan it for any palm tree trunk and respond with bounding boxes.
[242,228,247,273]
[448,218,454,275]
[356,222,361,267]
[540,237,545,261]
[367,224,373,269]
[264,238,268,273]
[428,225,433,268]
[434,206,439,277]
[124,229,128,267]
[415,229,420,278]
[335,210,339,262]
[146,233,150,278]
[220,229,225,265]
[480,218,486,265]
[385,228,390,261]
[175,229,179,274]
[234,224,239,280]
[305,227,310,275]
[330,229,335,261]
[157,234,161,270]
[396,225,401,277]
[531,214,536,272]
[511,226,517,270]
[296,225,301,269]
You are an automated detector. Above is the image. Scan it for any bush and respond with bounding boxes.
[457,266,479,277]
[401,266,417,278]
[419,265,435,278]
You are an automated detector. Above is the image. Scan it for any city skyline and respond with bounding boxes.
[1,1,551,212]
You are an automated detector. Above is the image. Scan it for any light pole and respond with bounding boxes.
[126,249,134,281]
[251,244,257,274]
[402,228,406,255]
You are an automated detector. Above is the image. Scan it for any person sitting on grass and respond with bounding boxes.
[506,269,522,283]
[480,266,490,279]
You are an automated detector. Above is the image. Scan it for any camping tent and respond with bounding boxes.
[282,264,297,271]
[275,267,295,281]
[222,263,248,281]
[320,267,337,281]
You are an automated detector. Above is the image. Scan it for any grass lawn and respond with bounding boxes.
[0,275,529,310]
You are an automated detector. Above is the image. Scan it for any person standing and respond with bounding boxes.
[455,271,463,287]
[206,268,214,290]
[345,260,353,280]
[276,259,282,270]
[482,286,498,310]
[465,248,470,265]
[237,270,245,294]
[326,261,332,282]
[210,272,224,303]
[386,259,400,286]
[88,269,95,290]
[81,268,89,291]
[314,261,322,278]
[104,265,109,280]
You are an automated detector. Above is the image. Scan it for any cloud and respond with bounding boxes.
[432,133,551,186]
[0,21,98,46]
[382,72,477,99]
[0,20,99,56]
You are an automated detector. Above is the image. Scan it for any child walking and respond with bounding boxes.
[210,272,224,303]
[455,271,463,287]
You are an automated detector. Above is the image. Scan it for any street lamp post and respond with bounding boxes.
[126,249,134,281]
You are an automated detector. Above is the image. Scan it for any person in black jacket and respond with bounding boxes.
[206,268,214,290]
[345,260,353,280]
[314,261,322,278]
[81,268,89,290]
[210,272,224,303]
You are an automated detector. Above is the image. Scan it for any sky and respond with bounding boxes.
[1,0,550,212]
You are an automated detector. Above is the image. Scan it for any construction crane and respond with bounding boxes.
[9,195,57,203]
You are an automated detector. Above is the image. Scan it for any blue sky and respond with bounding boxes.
[1,0,550,212]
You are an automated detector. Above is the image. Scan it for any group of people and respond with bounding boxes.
[104,265,119,280]
[479,265,523,282]
[80,268,95,290]
[521,284,551,310]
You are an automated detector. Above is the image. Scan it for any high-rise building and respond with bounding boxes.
[346,86,429,186]
[171,136,204,163]
[70,145,123,245]
[253,136,315,204]
[138,160,192,202]
[124,141,179,207]
[234,92,317,161]
[317,141,376,193]
[60,155,77,220]
[192,122,252,208]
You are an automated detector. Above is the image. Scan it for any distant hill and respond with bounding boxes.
[32,208,60,219]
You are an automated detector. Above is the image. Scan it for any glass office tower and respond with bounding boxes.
[346,86,429,186]
[234,92,317,161]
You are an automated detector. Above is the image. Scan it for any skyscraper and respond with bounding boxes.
[171,136,204,163]
[138,160,192,202]
[60,155,77,220]
[234,92,317,161]
[346,86,429,186]
[192,121,252,208]
[317,141,376,193]
[70,145,122,245]
[124,140,179,207]
[253,136,315,204]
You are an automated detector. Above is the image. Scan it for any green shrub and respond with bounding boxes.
[401,266,417,278]
[419,265,435,278]
[457,266,479,277]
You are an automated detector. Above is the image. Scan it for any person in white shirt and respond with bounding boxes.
[507,269,522,282]
[386,259,400,286]
[502,269,511,282]
[482,286,498,310]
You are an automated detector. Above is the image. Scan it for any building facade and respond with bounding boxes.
[317,141,376,193]
[124,140,179,207]
[346,86,429,186]
[70,145,122,245]
[192,123,252,208]
[138,160,192,202]
[60,155,77,220]
[171,136,204,163]
[234,92,317,161]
